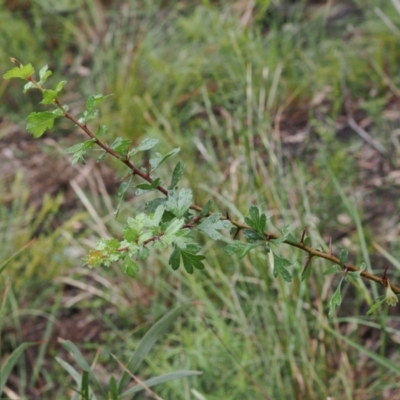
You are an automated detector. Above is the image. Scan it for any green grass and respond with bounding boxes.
[2,0,400,399]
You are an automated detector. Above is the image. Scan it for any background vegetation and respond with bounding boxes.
[1,0,400,398]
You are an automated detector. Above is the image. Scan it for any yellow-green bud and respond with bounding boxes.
[385,280,398,307]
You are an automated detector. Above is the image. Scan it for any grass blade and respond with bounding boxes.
[0,342,37,394]
[118,303,191,392]
[121,370,203,397]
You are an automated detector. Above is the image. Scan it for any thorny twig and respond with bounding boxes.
[26,73,400,295]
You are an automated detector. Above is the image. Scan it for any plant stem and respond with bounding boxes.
[52,94,400,294]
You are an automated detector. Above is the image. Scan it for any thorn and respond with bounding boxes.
[381,264,389,285]
[300,227,307,245]
[233,228,240,239]
[226,210,230,221]
[329,237,332,255]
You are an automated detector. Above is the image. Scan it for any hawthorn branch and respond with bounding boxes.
[49,93,400,295]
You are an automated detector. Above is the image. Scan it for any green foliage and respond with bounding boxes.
[270,251,293,283]
[169,244,206,273]
[244,205,268,234]
[3,62,34,80]
[165,188,192,218]
[128,137,159,157]
[149,147,181,171]
[79,94,112,124]
[339,248,349,268]
[55,305,201,399]
[224,240,264,259]
[328,276,345,318]
[4,4,400,394]
[169,161,185,190]
[4,55,399,322]
[110,137,132,157]
[26,110,63,137]
[197,213,232,240]
[64,139,96,165]
[115,176,133,217]
[0,343,38,394]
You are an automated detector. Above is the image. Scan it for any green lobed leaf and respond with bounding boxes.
[110,137,132,156]
[150,148,180,171]
[197,213,233,240]
[136,246,150,261]
[85,249,107,268]
[86,94,112,111]
[39,65,52,84]
[121,255,139,278]
[328,276,345,318]
[53,106,67,116]
[98,151,107,162]
[243,229,265,243]
[169,161,185,190]
[181,250,205,273]
[79,109,99,124]
[78,94,112,124]
[347,271,363,279]
[88,238,123,267]
[23,81,36,93]
[64,139,96,165]
[146,205,165,227]
[165,189,193,218]
[55,80,67,92]
[164,218,185,237]
[96,124,108,136]
[169,246,181,270]
[135,178,161,196]
[271,225,291,245]
[145,198,167,213]
[223,240,264,259]
[347,262,366,279]
[244,205,268,234]
[149,152,162,169]
[170,228,192,249]
[271,251,292,282]
[41,89,58,104]
[3,63,35,80]
[124,213,147,242]
[168,244,205,273]
[128,137,159,157]
[26,111,61,137]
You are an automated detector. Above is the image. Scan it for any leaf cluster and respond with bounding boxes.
[3,60,399,319]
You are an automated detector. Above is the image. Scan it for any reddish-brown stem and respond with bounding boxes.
[50,92,400,295]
